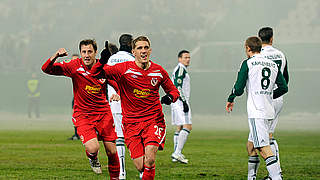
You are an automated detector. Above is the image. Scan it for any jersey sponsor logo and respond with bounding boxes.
[133,88,151,98]
[254,90,272,95]
[85,85,101,94]
[151,77,158,86]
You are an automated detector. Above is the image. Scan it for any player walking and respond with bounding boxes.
[259,27,289,178]
[225,36,288,180]
[107,34,135,180]
[41,39,120,179]
[170,50,192,164]
[91,36,180,180]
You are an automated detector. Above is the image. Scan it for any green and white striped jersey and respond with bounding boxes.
[228,54,288,119]
[171,63,190,102]
[261,45,289,101]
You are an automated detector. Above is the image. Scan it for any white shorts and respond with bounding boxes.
[248,118,269,148]
[171,106,192,126]
[268,99,283,133]
[112,113,123,137]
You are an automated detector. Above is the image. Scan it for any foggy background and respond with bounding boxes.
[0,0,319,131]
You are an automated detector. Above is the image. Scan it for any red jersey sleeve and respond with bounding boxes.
[90,61,106,79]
[90,61,123,83]
[107,79,120,94]
[160,68,180,102]
[41,58,73,77]
[103,63,124,82]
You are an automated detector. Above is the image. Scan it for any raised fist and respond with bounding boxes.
[51,48,68,61]
[56,48,68,58]
[99,41,111,64]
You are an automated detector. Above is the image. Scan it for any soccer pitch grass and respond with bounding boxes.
[0,113,319,179]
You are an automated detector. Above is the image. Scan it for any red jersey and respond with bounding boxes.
[91,61,180,124]
[41,58,111,114]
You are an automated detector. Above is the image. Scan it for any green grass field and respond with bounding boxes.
[0,113,319,179]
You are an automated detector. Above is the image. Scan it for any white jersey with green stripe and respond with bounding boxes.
[171,63,190,106]
[246,54,279,118]
[260,45,288,101]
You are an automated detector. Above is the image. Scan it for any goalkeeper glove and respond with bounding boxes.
[99,41,111,64]
[161,94,173,105]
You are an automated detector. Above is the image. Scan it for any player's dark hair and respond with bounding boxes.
[79,39,97,52]
[132,36,150,49]
[119,34,133,53]
[178,50,190,58]
[245,36,262,53]
[108,43,119,55]
[258,27,273,44]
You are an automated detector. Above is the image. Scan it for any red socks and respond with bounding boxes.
[107,153,120,179]
[142,164,155,180]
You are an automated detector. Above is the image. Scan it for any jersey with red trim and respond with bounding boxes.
[95,60,179,124]
[41,58,111,114]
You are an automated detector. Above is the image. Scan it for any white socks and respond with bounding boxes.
[270,138,281,173]
[265,156,282,180]
[174,128,190,154]
[116,137,126,178]
[248,155,260,180]
[173,131,179,151]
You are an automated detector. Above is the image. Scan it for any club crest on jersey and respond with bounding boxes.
[151,78,158,86]
[99,79,106,83]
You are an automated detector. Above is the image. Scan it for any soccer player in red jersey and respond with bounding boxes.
[41,39,120,179]
[91,36,180,180]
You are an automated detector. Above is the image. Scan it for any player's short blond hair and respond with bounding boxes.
[132,36,150,49]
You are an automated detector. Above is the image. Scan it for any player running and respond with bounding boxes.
[170,50,192,164]
[41,39,120,179]
[91,36,180,180]
[226,36,288,180]
[259,27,289,178]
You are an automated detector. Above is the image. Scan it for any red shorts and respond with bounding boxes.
[72,112,117,144]
[123,119,166,159]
